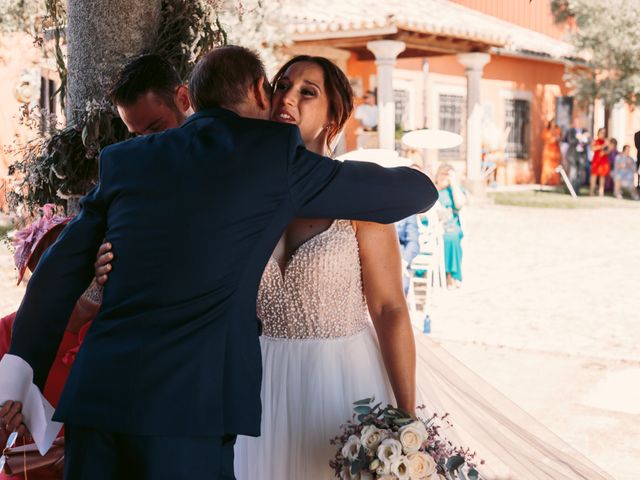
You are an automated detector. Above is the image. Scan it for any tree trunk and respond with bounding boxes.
[66,0,162,124]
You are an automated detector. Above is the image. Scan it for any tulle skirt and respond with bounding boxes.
[235,325,613,480]
[234,325,394,479]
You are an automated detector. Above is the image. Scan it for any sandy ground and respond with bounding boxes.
[1,203,639,478]
[424,203,640,479]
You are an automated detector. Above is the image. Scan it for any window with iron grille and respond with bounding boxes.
[438,94,466,160]
[504,98,530,159]
[39,76,59,134]
[394,89,409,131]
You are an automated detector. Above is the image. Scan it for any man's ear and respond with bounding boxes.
[252,77,271,112]
[174,85,192,114]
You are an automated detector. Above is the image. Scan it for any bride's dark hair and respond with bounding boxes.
[272,56,354,149]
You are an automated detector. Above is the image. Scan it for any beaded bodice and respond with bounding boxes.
[257,219,369,339]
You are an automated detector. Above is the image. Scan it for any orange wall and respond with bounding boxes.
[344,54,377,151]
[0,33,42,211]
[450,0,566,39]
[486,56,569,181]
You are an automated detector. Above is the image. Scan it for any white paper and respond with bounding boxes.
[0,354,62,455]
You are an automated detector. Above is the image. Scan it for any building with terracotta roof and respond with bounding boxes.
[283,0,639,188]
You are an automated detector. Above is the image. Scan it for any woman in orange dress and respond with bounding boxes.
[590,127,609,196]
[540,120,562,185]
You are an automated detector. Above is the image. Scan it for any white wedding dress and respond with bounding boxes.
[234,219,613,480]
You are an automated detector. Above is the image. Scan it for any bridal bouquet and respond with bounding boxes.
[330,399,481,480]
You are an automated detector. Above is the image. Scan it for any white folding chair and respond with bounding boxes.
[406,207,446,319]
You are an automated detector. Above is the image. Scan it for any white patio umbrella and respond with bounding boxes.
[401,129,463,150]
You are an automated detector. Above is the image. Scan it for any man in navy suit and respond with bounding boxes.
[0,46,438,479]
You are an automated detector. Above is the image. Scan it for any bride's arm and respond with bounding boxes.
[355,221,416,415]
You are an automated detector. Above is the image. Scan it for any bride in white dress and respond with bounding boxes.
[234,55,613,480]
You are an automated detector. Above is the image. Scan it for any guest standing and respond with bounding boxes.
[605,138,619,193]
[354,91,378,132]
[590,128,609,196]
[564,121,589,194]
[395,215,420,294]
[540,120,562,185]
[435,164,466,288]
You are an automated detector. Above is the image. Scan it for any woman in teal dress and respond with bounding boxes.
[435,164,466,287]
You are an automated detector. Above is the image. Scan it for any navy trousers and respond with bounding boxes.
[64,424,236,480]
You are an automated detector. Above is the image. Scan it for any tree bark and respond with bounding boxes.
[66,0,162,123]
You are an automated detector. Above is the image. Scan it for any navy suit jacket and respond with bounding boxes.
[9,108,438,437]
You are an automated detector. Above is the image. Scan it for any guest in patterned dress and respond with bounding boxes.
[613,145,640,200]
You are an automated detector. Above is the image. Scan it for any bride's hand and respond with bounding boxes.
[94,241,114,286]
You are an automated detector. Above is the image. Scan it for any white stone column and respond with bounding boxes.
[457,52,491,194]
[609,100,627,147]
[367,40,406,150]
[422,59,430,128]
[593,99,605,133]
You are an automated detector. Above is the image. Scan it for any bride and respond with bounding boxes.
[234,55,613,480]
[97,55,612,479]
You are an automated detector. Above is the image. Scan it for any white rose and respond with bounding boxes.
[408,452,437,478]
[342,435,362,463]
[377,438,403,464]
[376,460,392,475]
[378,476,397,480]
[399,422,427,454]
[391,455,412,480]
[428,474,446,480]
[361,425,384,451]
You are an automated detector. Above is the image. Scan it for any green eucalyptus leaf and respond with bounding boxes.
[393,418,413,426]
[353,398,374,406]
[354,406,372,415]
[446,455,465,472]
